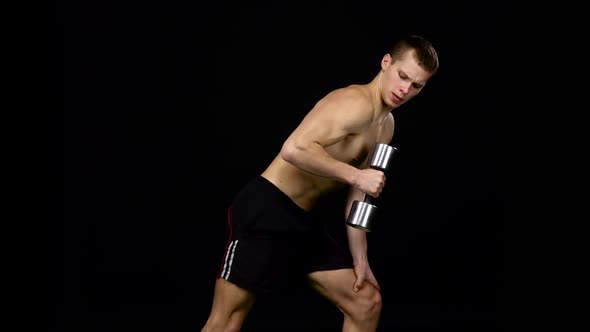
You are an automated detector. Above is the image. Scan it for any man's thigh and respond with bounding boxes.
[306,268,379,314]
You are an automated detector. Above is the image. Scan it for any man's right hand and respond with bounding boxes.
[353,168,386,198]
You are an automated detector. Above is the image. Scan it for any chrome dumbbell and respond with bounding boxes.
[346,143,397,232]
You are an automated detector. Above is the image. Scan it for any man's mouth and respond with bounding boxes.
[392,93,403,102]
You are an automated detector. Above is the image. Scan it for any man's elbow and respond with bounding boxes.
[281,138,312,164]
[280,140,298,164]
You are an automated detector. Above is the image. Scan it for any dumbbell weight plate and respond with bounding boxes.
[368,144,397,171]
[346,200,378,232]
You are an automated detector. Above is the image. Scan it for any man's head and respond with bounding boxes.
[379,35,439,108]
[390,35,439,76]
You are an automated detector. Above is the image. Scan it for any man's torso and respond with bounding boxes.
[261,85,393,210]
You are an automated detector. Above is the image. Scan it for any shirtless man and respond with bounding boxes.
[201,35,439,332]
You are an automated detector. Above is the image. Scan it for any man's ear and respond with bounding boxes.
[381,53,392,72]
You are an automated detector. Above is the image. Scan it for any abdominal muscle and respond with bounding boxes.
[260,136,371,211]
[260,156,346,211]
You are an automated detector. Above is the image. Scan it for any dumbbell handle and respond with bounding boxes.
[362,163,388,205]
[364,193,375,204]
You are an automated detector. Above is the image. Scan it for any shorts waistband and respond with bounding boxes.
[255,176,311,219]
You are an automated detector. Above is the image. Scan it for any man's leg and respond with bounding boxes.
[201,278,256,332]
[307,268,382,332]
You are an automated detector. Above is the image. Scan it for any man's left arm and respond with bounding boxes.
[344,113,394,292]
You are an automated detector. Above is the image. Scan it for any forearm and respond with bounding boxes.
[345,185,369,262]
[281,141,359,185]
[347,226,368,262]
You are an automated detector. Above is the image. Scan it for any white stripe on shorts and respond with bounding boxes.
[221,240,239,280]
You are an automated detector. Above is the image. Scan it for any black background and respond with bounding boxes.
[51,1,502,331]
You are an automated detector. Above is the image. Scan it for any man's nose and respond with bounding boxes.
[400,81,412,94]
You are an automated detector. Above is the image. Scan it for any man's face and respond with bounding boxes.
[381,50,432,108]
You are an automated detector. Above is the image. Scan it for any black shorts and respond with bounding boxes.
[217,176,353,295]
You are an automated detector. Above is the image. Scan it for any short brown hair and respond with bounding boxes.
[390,35,439,75]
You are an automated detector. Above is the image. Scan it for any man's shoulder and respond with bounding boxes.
[323,84,372,107]
[335,84,369,98]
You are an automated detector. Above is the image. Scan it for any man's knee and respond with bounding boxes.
[201,317,243,332]
[348,285,382,322]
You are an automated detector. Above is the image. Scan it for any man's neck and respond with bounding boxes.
[368,72,394,117]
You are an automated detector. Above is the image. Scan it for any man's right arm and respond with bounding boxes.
[279,88,370,187]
